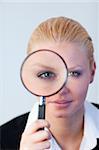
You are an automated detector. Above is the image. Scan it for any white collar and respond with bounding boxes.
[25,101,99,150]
[80,101,99,150]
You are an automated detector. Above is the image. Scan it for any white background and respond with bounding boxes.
[0,1,99,125]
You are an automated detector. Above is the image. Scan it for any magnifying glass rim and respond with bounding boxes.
[20,49,68,97]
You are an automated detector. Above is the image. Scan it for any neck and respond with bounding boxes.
[46,106,84,149]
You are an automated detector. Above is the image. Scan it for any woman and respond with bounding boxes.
[1,17,99,150]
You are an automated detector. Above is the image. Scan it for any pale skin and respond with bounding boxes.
[20,41,96,150]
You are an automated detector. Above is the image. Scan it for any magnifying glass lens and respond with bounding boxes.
[21,50,68,97]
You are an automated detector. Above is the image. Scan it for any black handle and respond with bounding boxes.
[38,104,45,119]
[38,104,45,130]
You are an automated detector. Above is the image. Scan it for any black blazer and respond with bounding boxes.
[0,104,99,150]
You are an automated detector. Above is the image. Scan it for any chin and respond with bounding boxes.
[53,111,71,118]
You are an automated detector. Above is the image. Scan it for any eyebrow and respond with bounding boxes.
[32,63,57,70]
[32,63,84,72]
[68,65,83,70]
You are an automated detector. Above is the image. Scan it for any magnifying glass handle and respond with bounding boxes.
[38,96,46,130]
[38,103,45,119]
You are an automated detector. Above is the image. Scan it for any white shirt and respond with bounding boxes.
[25,101,99,150]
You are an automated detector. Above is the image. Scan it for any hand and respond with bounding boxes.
[20,119,51,150]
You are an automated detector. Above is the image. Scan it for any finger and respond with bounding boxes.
[24,120,50,134]
[33,140,51,150]
[20,137,50,150]
[31,130,51,143]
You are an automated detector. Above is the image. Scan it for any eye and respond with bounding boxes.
[68,71,82,78]
[37,71,56,80]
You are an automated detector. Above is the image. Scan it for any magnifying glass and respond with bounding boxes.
[20,49,68,124]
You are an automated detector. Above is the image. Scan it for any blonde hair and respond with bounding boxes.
[27,16,94,67]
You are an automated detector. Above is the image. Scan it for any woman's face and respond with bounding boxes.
[31,41,95,118]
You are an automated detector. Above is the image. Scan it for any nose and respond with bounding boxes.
[59,84,70,96]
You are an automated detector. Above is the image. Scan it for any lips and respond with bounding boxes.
[55,100,72,103]
[48,100,73,108]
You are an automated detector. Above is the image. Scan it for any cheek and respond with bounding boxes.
[70,78,90,102]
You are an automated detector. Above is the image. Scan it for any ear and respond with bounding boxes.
[90,61,96,84]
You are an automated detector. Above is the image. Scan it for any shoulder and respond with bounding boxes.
[85,102,99,124]
[85,102,99,148]
[0,112,29,150]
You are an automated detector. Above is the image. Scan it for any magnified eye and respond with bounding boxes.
[37,71,56,80]
[68,71,82,77]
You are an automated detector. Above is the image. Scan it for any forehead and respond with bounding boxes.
[31,41,89,68]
